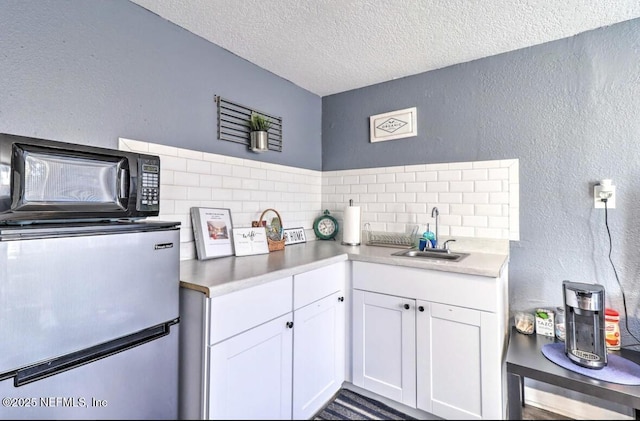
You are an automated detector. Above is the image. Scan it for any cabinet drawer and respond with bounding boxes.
[294,262,345,310]
[209,276,293,344]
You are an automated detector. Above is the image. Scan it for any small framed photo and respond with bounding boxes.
[191,207,234,260]
[283,227,307,245]
[232,227,270,257]
[369,107,417,143]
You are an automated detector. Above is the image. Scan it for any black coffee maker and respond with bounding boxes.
[563,280,607,369]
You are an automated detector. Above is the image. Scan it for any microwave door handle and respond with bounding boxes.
[119,168,130,200]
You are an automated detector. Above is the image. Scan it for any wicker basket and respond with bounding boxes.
[254,208,285,252]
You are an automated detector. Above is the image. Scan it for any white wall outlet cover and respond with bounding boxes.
[594,185,616,209]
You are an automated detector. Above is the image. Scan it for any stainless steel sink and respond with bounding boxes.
[391,249,470,262]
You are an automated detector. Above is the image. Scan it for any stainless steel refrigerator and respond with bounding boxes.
[0,220,180,419]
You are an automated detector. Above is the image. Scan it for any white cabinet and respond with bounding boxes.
[352,261,508,420]
[179,261,347,420]
[209,313,293,420]
[293,290,345,419]
[292,261,346,419]
[352,290,416,407]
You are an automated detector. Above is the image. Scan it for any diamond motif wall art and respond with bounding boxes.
[369,107,417,143]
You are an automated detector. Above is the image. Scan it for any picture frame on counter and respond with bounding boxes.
[369,106,417,143]
[232,227,270,256]
[191,207,234,260]
[283,227,307,245]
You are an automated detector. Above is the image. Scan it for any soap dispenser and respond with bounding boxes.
[419,224,436,250]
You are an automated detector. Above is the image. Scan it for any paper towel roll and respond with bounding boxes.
[342,206,361,245]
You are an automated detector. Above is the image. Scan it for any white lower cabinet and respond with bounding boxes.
[352,290,416,407]
[208,313,293,420]
[292,290,345,419]
[352,261,508,420]
[179,261,346,420]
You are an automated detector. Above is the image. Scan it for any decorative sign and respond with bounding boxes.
[191,207,234,260]
[232,227,270,256]
[369,107,417,143]
[283,227,307,245]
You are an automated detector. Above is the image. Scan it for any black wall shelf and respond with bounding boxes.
[215,95,282,152]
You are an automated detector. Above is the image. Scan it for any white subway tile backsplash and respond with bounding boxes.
[489,192,509,204]
[396,172,416,182]
[450,204,474,215]
[360,174,376,184]
[427,181,449,192]
[161,155,187,172]
[463,192,490,204]
[377,193,396,203]
[462,169,488,181]
[417,192,439,203]
[448,162,473,170]
[462,215,488,227]
[416,171,438,182]
[396,193,417,203]
[367,183,385,193]
[187,187,212,201]
[475,204,503,217]
[472,160,501,169]
[438,192,463,203]
[187,159,211,174]
[386,183,405,193]
[488,168,509,180]
[475,180,503,192]
[405,164,426,172]
[405,182,426,193]
[450,181,474,192]
[120,139,519,260]
[200,174,223,188]
[439,170,462,181]
[174,172,200,187]
[378,173,396,183]
[386,203,406,213]
[405,203,427,214]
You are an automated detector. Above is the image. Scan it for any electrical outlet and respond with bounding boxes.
[594,185,616,209]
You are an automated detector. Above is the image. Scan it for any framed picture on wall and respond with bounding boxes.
[191,207,234,260]
[369,107,417,143]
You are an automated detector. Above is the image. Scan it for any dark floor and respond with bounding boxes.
[523,404,573,420]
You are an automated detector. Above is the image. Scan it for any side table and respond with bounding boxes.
[506,325,640,420]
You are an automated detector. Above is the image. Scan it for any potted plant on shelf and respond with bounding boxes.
[248,112,272,153]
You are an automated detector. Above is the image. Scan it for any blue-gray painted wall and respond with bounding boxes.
[324,18,640,345]
[0,0,322,170]
[3,0,640,349]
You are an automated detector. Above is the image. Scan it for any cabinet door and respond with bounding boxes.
[417,301,491,420]
[208,313,293,420]
[352,290,416,408]
[292,291,346,420]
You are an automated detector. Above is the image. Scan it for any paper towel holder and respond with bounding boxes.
[341,199,362,246]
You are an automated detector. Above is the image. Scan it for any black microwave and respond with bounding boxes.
[0,133,160,224]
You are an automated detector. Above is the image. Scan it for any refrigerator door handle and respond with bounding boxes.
[2,318,178,387]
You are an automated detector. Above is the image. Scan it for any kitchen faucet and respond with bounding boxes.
[431,206,439,248]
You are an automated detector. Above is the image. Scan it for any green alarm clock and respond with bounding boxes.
[313,210,339,240]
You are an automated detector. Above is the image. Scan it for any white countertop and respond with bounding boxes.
[180,240,509,298]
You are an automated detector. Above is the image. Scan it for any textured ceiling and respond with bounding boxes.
[130,0,640,97]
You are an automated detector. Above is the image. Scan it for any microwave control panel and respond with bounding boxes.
[138,158,160,211]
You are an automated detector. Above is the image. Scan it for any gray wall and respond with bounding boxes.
[323,19,640,346]
[0,0,322,170]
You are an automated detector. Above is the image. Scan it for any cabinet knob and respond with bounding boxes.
[286,321,294,329]
[418,306,425,312]
[338,296,344,302]
[404,304,410,310]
